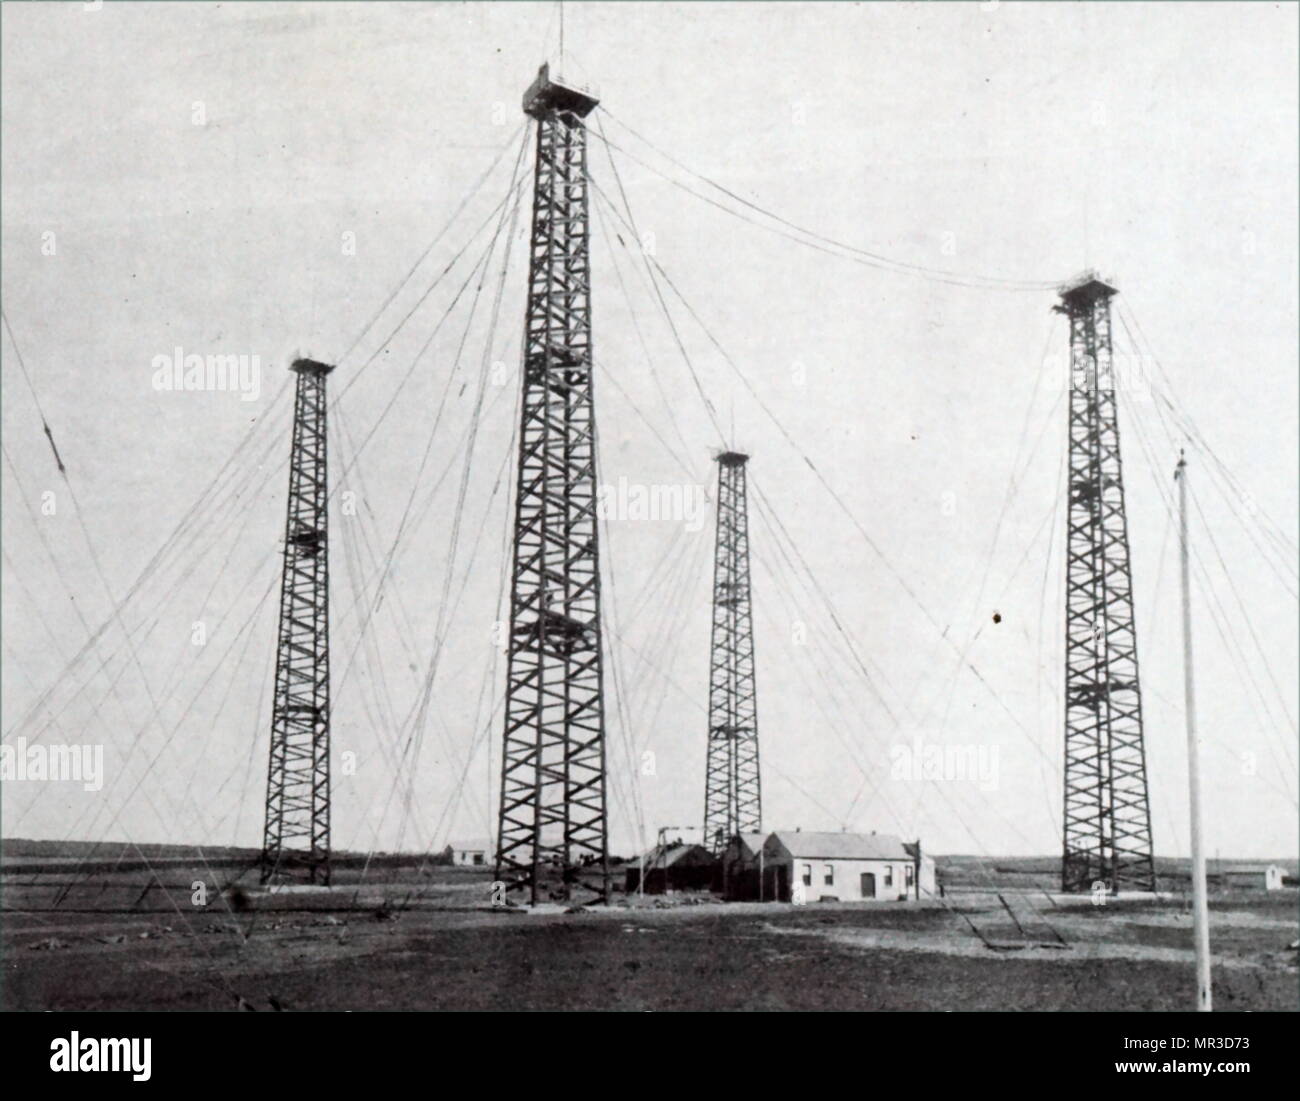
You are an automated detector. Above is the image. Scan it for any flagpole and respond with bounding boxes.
[1176,450,1212,1012]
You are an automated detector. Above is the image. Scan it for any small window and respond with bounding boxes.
[473,853,484,866]
[905,863,914,884]
[823,864,834,886]
[801,864,812,887]
[884,865,894,887]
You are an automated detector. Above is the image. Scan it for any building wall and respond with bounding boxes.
[721,839,761,887]
[721,838,758,870]
[453,848,487,867]
[753,836,939,902]
[626,864,717,894]
[916,856,937,898]
[780,856,921,901]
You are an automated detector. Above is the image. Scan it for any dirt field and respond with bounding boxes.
[3,865,1296,1011]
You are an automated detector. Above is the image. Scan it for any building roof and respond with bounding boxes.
[639,842,716,869]
[769,830,913,861]
[1223,865,1279,875]
[730,833,766,855]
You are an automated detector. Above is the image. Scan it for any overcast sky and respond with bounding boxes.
[3,1,1296,864]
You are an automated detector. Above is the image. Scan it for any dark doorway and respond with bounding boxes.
[861,872,876,899]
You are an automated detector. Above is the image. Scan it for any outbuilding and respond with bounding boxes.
[446,839,492,867]
[1221,864,1285,891]
[625,841,717,894]
[756,830,937,902]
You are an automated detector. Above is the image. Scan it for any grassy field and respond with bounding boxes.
[939,853,1299,891]
[3,853,1296,1011]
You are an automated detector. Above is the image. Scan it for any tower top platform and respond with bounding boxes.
[1057,270,1118,308]
[291,357,336,375]
[523,63,600,119]
[717,451,750,467]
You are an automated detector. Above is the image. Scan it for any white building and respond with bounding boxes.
[446,839,492,867]
[758,830,937,902]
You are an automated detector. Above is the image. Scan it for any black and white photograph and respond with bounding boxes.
[1,0,1297,1042]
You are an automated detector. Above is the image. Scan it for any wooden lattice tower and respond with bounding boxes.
[261,357,333,885]
[1056,275,1156,894]
[495,65,610,904]
[703,452,762,854]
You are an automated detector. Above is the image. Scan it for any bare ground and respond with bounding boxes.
[3,875,1295,1011]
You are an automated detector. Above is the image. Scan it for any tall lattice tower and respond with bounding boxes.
[261,357,334,885]
[703,452,762,854]
[1056,274,1156,894]
[495,64,610,905]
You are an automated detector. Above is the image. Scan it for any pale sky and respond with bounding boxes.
[2,1,1297,863]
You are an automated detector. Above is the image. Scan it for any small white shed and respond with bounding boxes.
[447,839,492,867]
